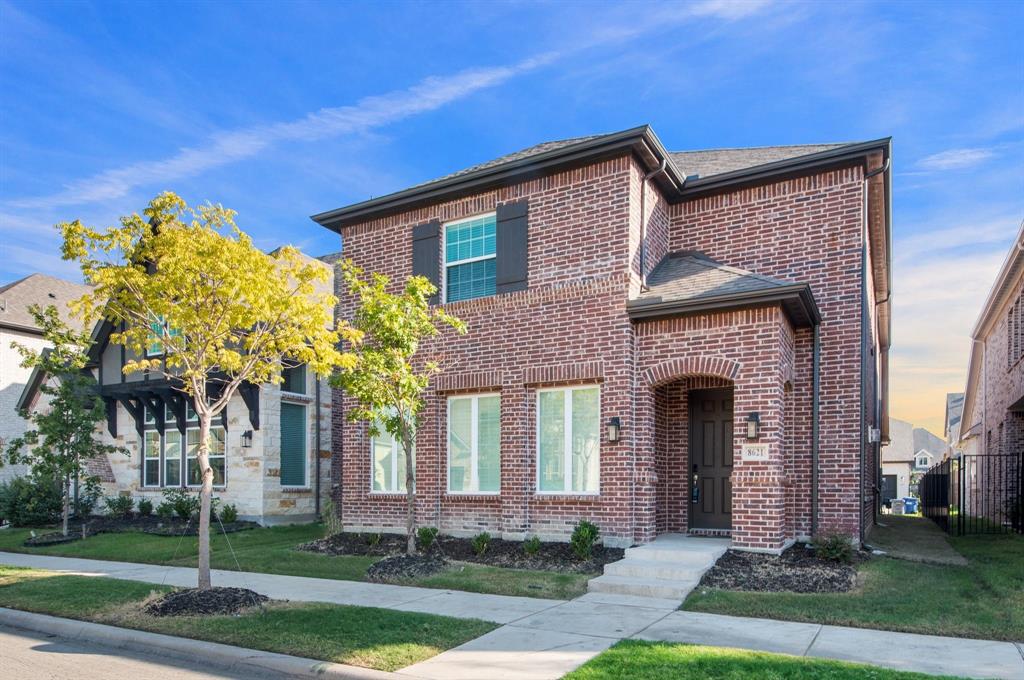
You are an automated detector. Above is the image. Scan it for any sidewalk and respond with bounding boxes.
[3,551,1022,679]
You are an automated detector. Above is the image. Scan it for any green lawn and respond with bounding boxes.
[684,532,1024,641]
[563,640,966,680]
[0,524,588,598]
[0,565,495,671]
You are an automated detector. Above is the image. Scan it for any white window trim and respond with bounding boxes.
[280,400,311,489]
[442,211,497,304]
[185,425,228,489]
[446,392,501,495]
[142,431,161,488]
[535,384,601,496]
[369,426,414,494]
[163,429,183,488]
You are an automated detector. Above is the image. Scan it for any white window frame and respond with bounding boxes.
[185,425,227,489]
[535,384,601,495]
[446,392,501,495]
[369,425,414,494]
[280,399,310,489]
[442,211,497,304]
[142,430,161,488]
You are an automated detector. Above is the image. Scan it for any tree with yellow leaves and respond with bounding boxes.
[59,192,359,589]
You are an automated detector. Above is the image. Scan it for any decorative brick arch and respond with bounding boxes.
[642,356,742,388]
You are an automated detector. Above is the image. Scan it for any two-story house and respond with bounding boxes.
[314,125,892,552]
[16,252,336,525]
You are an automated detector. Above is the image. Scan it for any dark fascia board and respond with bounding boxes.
[15,360,49,412]
[0,320,44,335]
[311,125,687,232]
[678,137,893,199]
[626,284,822,328]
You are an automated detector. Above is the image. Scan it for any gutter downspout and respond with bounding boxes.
[314,376,322,518]
[811,322,821,538]
[639,159,668,291]
[859,157,889,544]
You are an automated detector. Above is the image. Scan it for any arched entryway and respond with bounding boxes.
[653,375,735,535]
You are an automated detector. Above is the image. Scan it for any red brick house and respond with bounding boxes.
[313,126,892,552]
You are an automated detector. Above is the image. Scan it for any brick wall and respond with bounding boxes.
[667,167,868,539]
[329,155,878,549]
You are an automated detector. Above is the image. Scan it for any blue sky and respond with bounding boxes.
[1,0,1022,432]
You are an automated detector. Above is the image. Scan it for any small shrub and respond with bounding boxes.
[104,495,134,518]
[0,474,62,526]
[219,503,238,524]
[472,531,491,557]
[366,532,382,547]
[417,526,439,551]
[161,488,200,520]
[523,535,542,556]
[321,498,343,536]
[74,477,103,518]
[137,498,154,517]
[155,502,175,520]
[571,520,600,560]
[813,531,854,563]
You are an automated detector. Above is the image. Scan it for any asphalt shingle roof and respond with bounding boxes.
[635,251,796,305]
[0,273,92,332]
[669,144,850,179]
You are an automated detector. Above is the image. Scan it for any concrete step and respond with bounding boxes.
[587,574,700,600]
[603,558,710,581]
[624,544,729,564]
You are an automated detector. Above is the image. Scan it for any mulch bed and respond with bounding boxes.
[298,532,624,574]
[23,531,83,547]
[144,587,269,617]
[54,515,259,538]
[366,554,449,582]
[697,544,859,593]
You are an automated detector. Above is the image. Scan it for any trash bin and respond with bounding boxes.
[903,497,918,514]
[891,499,905,515]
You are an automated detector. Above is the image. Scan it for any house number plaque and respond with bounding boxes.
[741,443,769,461]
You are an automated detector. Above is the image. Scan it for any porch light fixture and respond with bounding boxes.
[606,417,621,443]
[241,430,254,448]
[745,413,760,440]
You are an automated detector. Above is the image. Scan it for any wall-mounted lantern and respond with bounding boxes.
[241,430,254,448]
[745,413,760,440]
[606,417,621,443]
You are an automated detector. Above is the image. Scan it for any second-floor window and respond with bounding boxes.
[445,213,496,303]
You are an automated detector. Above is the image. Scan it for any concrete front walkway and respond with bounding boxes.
[2,551,1022,679]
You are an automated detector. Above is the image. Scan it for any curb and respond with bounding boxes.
[0,607,411,679]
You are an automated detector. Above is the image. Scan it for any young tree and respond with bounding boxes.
[332,262,465,555]
[3,305,125,536]
[59,192,358,589]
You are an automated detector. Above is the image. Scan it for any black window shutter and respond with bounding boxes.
[411,219,441,304]
[495,199,528,294]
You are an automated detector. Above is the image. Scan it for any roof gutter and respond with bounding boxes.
[312,125,686,232]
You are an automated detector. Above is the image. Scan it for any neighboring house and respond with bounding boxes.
[944,392,965,459]
[17,252,336,525]
[313,125,892,552]
[0,273,92,484]
[957,219,1024,526]
[881,418,944,502]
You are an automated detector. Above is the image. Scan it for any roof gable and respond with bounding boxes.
[0,273,92,333]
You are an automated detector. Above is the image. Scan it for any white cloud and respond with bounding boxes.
[916,147,995,171]
[895,217,1016,262]
[6,54,559,210]
[690,0,774,20]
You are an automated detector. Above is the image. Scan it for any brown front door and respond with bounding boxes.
[689,388,733,530]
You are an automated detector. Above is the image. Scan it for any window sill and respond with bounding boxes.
[444,492,501,500]
[367,491,413,497]
[281,392,313,403]
[534,492,601,500]
[280,486,312,493]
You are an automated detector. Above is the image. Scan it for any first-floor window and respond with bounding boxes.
[164,430,182,486]
[187,427,226,486]
[448,394,500,493]
[371,424,413,493]
[537,385,600,494]
[143,431,160,487]
[280,402,307,487]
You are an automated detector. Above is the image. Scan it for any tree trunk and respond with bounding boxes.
[403,429,416,556]
[197,416,213,590]
[61,474,70,537]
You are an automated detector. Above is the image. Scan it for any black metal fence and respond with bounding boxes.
[919,453,1023,536]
